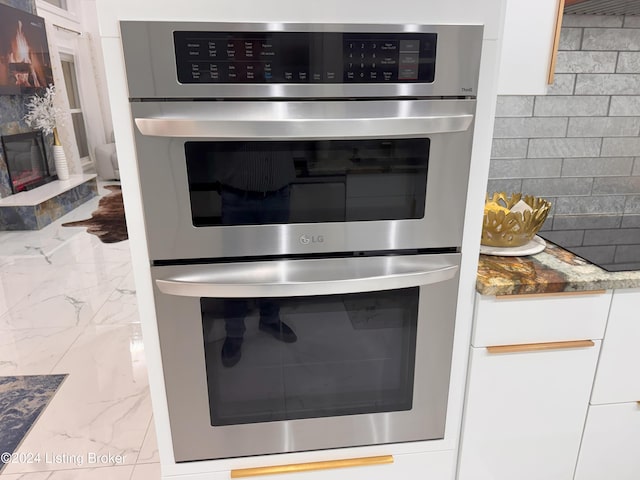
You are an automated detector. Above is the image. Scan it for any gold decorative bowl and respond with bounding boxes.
[481,192,552,248]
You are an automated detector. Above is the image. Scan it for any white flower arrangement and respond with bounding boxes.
[24,84,64,144]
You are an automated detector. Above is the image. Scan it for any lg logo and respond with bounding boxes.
[299,234,324,245]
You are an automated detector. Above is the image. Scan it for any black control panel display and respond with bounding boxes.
[174,31,437,84]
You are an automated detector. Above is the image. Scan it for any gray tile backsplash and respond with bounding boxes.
[559,28,583,50]
[495,96,534,117]
[561,157,634,177]
[582,28,640,50]
[567,117,640,137]
[533,95,609,116]
[555,51,617,73]
[528,138,601,158]
[547,74,576,95]
[617,53,640,73]
[609,96,640,116]
[563,15,623,28]
[491,15,640,265]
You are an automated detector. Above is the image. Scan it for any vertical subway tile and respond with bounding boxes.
[495,96,535,117]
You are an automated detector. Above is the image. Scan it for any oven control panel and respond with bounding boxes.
[174,32,437,84]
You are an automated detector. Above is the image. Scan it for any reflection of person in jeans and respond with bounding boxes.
[215,143,298,367]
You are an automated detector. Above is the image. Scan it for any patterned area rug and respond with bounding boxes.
[0,375,67,472]
[62,185,128,243]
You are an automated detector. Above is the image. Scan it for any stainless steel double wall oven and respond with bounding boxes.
[122,22,482,462]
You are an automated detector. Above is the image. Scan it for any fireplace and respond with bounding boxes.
[1,131,56,194]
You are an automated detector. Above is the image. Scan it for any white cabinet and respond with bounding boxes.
[457,341,600,480]
[590,288,640,405]
[458,291,609,480]
[574,403,640,480]
[573,288,640,480]
[498,0,561,95]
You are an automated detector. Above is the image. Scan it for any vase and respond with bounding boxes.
[53,144,69,180]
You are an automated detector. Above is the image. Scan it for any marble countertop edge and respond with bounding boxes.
[476,243,640,296]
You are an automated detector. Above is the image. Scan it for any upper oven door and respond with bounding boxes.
[131,99,475,261]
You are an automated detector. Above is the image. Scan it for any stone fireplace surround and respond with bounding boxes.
[0,174,98,230]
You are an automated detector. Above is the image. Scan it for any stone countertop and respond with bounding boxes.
[477,242,640,296]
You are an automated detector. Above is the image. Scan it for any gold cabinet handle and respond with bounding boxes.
[496,290,607,300]
[548,0,566,84]
[487,340,595,354]
[231,455,394,478]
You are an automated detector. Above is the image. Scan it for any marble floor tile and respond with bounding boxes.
[91,272,138,325]
[0,262,131,329]
[0,465,135,479]
[131,462,160,480]
[3,325,152,474]
[0,327,84,376]
[136,419,159,464]
[0,182,161,478]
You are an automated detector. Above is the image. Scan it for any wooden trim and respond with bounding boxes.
[496,289,607,300]
[487,340,595,354]
[548,0,566,84]
[231,455,394,478]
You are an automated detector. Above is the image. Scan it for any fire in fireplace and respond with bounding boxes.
[1,131,56,194]
[0,3,54,94]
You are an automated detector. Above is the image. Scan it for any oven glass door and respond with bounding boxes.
[132,99,475,259]
[152,253,460,461]
[186,139,428,226]
[201,286,418,426]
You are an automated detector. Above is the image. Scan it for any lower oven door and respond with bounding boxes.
[152,254,460,462]
[151,252,460,462]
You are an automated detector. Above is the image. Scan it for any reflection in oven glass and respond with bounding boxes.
[201,287,418,426]
[185,139,429,226]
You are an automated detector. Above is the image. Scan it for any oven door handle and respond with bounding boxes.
[154,254,459,298]
[135,115,472,139]
[134,100,475,139]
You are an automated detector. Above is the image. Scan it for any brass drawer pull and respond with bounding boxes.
[231,455,394,478]
[496,290,607,300]
[487,340,595,354]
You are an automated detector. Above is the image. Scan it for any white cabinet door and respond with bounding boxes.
[574,403,640,480]
[498,0,560,95]
[591,289,640,405]
[457,341,600,480]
